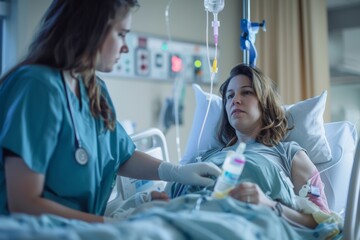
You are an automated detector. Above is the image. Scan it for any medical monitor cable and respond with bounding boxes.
[305,119,358,192]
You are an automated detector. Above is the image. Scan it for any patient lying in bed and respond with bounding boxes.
[166,64,343,232]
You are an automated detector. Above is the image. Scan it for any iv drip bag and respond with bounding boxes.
[204,0,225,13]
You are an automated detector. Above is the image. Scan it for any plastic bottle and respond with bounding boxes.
[204,0,225,13]
[212,142,246,198]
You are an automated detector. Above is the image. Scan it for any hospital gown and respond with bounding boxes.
[166,141,343,239]
[168,141,302,208]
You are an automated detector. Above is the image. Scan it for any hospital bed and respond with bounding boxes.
[105,127,170,216]
[0,85,358,240]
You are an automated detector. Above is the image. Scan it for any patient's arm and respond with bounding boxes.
[291,150,318,195]
[291,150,330,213]
[228,150,326,228]
[5,156,103,223]
[229,182,318,228]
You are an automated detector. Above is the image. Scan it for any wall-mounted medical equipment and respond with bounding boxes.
[104,32,218,84]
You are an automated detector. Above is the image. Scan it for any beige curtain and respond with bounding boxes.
[247,0,330,121]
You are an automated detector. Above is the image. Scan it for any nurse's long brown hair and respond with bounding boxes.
[0,0,139,131]
[217,64,289,147]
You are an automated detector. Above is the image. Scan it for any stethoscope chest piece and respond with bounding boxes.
[75,147,89,165]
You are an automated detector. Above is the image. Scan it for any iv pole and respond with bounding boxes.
[240,0,266,66]
[242,0,250,65]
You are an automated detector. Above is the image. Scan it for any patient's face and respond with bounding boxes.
[225,75,262,137]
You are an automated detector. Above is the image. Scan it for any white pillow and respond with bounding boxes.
[283,91,332,164]
[181,84,332,165]
[180,84,223,164]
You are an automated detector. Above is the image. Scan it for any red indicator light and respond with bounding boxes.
[171,55,182,73]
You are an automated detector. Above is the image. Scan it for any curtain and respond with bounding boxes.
[247,0,330,121]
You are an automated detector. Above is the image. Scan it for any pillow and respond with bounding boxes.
[181,84,332,165]
[180,84,223,164]
[283,91,332,164]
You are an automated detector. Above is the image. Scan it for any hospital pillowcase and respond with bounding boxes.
[283,91,332,164]
[180,84,223,165]
[181,84,332,165]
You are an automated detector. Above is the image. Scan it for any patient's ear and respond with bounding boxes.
[283,91,332,164]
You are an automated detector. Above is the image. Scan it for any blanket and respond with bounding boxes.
[0,194,342,240]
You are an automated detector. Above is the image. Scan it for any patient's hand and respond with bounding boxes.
[228,182,273,207]
[150,191,170,202]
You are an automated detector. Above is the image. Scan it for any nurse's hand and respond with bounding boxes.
[158,162,221,187]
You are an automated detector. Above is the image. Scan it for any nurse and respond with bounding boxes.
[0,0,221,223]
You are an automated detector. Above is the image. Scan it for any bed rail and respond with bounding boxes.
[107,128,170,203]
[344,140,360,240]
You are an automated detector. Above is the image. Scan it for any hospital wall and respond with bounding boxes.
[13,0,242,163]
[10,0,359,163]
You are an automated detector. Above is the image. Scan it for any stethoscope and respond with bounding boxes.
[61,72,89,165]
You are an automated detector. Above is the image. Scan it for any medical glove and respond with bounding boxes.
[158,162,221,186]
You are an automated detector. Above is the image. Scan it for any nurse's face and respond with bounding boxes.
[225,75,262,136]
[96,10,132,72]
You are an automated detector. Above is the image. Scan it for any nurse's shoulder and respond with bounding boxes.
[9,64,63,89]
[2,65,63,95]
[0,64,64,109]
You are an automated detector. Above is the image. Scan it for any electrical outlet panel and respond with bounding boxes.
[103,32,218,84]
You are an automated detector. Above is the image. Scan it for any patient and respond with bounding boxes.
[167,64,334,229]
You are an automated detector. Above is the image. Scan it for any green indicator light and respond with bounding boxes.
[194,60,202,68]
[162,42,168,51]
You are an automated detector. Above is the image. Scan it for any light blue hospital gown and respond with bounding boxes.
[166,142,344,239]
[168,141,304,208]
[0,65,135,215]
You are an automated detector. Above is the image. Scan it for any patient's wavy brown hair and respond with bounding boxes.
[217,64,289,147]
[0,0,139,131]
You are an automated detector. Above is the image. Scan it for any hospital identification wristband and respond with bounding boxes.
[272,201,283,217]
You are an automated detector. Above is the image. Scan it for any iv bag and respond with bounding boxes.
[204,0,225,14]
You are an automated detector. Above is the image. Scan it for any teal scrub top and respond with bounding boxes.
[0,65,135,215]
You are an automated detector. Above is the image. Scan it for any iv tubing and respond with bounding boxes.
[307,119,358,185]
[165,0,182,162]
[197,9,217,156]
[174,76,182,162]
